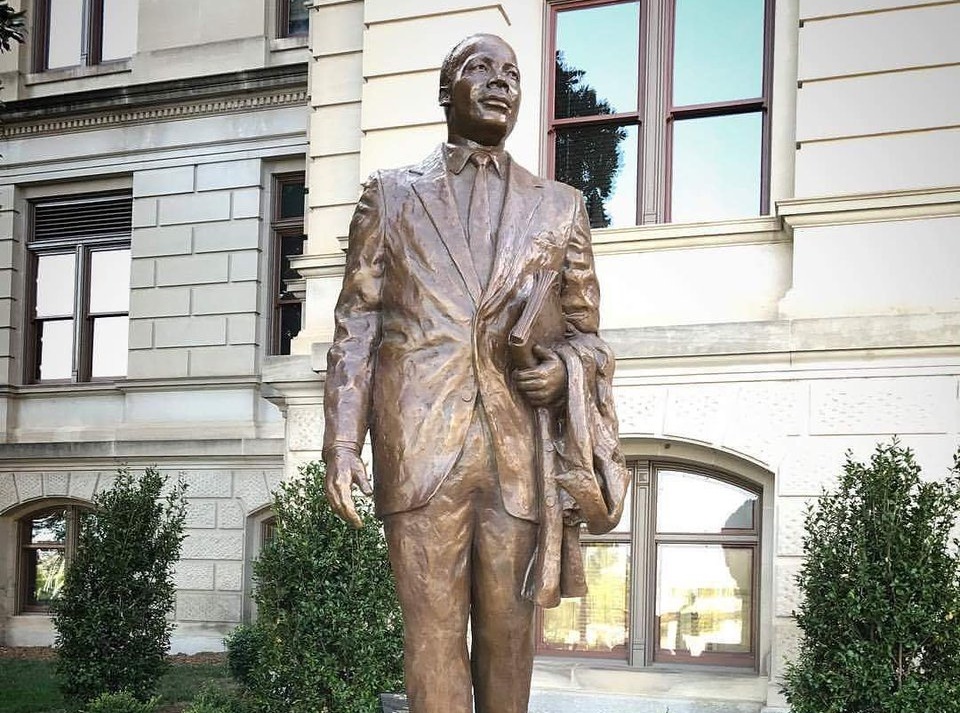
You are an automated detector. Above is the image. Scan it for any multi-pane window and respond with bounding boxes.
[538,462,761,668]
[653,468,759,666]
[270,174,306,355]
[539,471,633,657]
[27,192,132,383]
[548,0,772,227]
[278,0,309,37]
[33,0,138,71]
[18,505,90,612]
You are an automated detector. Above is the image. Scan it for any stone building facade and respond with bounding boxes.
[0,0,308,652]
[1,0,959,711]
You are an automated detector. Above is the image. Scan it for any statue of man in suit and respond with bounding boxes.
[323,33,625,713]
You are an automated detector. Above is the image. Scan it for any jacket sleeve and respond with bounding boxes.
[323,173,386,454]
[560,192,601,336]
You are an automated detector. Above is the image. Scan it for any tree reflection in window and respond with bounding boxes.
[554,51,628,229]
[19,505,90,610]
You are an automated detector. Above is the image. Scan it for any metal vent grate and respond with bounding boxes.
[32,192,133,242]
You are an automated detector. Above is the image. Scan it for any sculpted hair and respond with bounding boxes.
[438,33,510,110]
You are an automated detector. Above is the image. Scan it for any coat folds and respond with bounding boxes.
[323,145,603,522]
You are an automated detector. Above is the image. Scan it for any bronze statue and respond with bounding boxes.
[323,33,628,713]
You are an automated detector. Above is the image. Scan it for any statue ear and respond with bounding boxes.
[438,86,451,107]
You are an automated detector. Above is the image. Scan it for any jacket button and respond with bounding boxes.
[461,389,475,402]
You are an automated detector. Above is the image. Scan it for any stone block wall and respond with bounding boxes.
[0,466,281,651]
[129,160,264,379]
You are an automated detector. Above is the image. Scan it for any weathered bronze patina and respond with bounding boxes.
[322,33,628,713]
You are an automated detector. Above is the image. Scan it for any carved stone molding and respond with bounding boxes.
[1,64,308,139]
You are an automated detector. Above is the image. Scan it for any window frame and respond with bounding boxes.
[25,191,132,384]
[648,463,761,667]
[32,0,119,72]
[276,0,309,39]
[536,460,763,669]
[17,503,90,613]
[269,172,306,356]
[536,463,637,659]
[545,0,775,226]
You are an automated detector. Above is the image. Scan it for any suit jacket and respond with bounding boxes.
[323,145,602,522]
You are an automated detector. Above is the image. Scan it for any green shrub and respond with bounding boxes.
[249,460,404,713]
[83,691,160,713]
[782,441,960,713]
[53,466,187,703]
[183,683,251,713]
[224,624,263,689]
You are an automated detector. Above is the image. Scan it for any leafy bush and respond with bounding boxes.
[783,441,960,713]
[84,691,160,713]
[248,460,404,713]
[183,683,252,713]
[53,466,187,703]
[224,624,263,690]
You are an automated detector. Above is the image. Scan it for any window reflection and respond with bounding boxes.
[556,124,637,229]
[555,2,640,118]
[541,542,629,655]
[91,316,129,378]
[657,470,756,533]
[670,112,762,222]
[656,544,753,658]
[672,0,765,107]
[37,319,73,380]
[101,0,138,62]
[286,0,309,36]
[89,249,131,313]
[29,549,66,605]
[31,510,67,543]
[21,507,79,610]
[36,253,76,317]
[46,0,84,69]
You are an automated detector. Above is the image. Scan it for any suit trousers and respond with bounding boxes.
[383,404,538,713]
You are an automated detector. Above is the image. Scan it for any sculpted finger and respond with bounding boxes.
[337,482,363,528]
[353,462,373,496]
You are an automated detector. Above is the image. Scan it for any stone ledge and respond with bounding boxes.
[0,438,284,464]
[604,311,960,361]
[303,312,960,373]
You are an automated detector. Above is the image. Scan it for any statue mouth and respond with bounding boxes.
[481,96,512,111]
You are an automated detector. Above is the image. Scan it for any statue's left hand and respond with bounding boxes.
[514,345,567,408]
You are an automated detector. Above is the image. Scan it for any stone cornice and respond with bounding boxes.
[777,186,960,228]
[0,64,308,138]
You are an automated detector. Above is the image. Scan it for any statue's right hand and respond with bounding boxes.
[323,447,373,529]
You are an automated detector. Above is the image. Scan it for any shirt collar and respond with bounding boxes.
[444,142,507,177]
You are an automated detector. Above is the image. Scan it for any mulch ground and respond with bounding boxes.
[0,646,226,665]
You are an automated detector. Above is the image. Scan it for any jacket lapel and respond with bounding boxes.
[480,160,543,314]
[411,149,483,305]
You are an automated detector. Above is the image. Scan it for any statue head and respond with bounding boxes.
[438,34,521,148]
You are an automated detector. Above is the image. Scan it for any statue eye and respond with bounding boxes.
[469,61,488,73]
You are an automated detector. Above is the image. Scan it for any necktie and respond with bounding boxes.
[468,152,494,286]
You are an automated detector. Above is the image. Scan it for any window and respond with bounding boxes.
[653,468,759,666]
[277,0,309,38]
[270,174,306,355]
[539,477,632,657]
[33,0,138,71]
[27,191,132,383]
[18,504,90,612]
[547,0,772,227]
[538,462,761,668]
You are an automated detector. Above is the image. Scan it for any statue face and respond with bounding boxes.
[443,36,521,147]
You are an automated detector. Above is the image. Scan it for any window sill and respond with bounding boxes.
[25,59,133,86]
[270,36,309,53]
[591,215,786,255]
